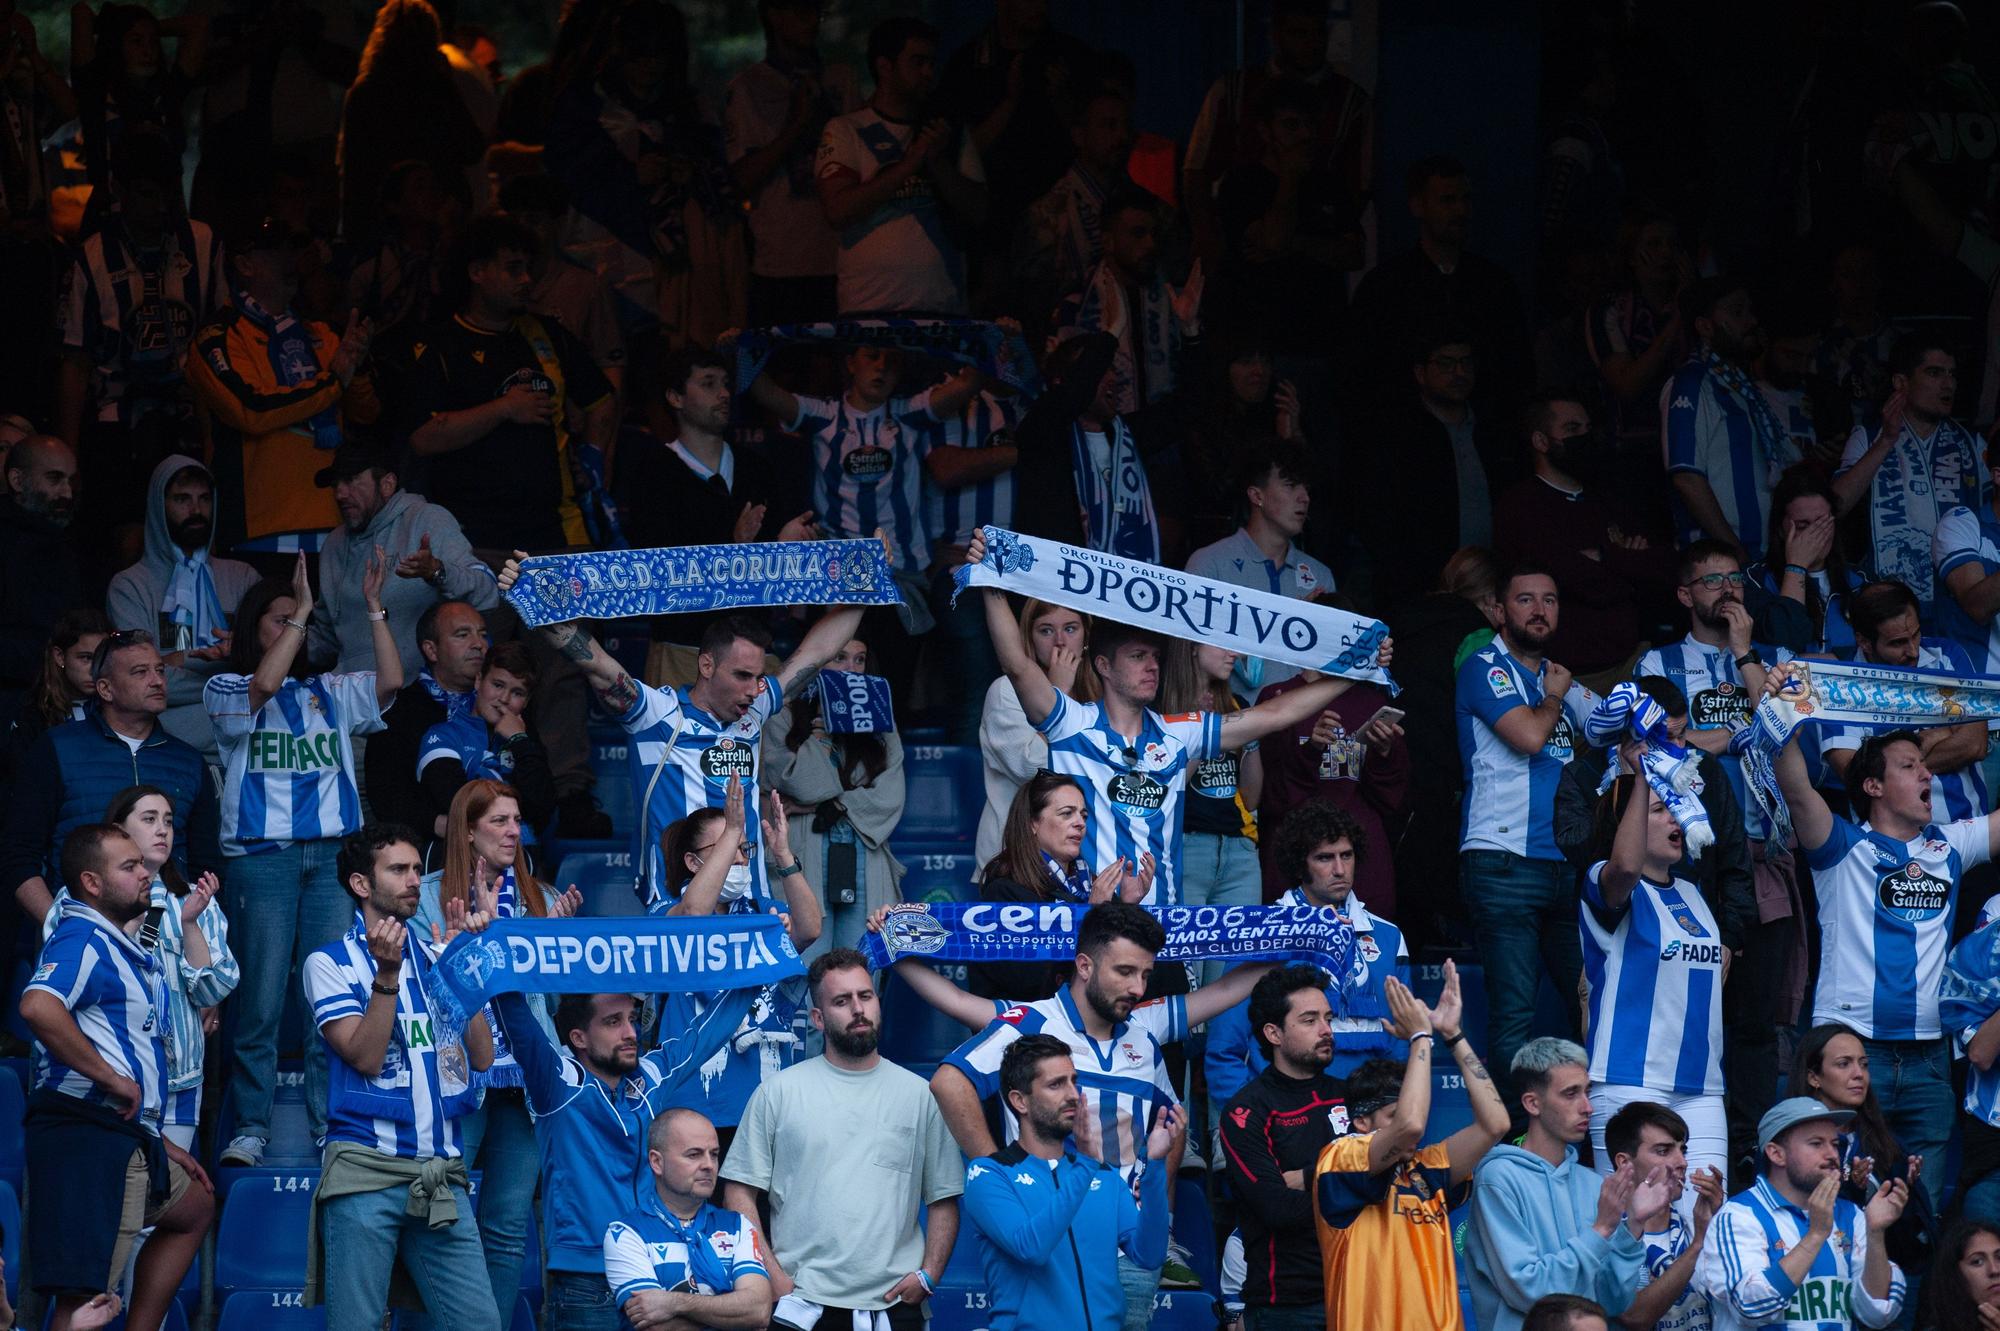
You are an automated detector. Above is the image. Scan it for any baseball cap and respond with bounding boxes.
[1757,1096,1855,1153]
[313,440,395,488]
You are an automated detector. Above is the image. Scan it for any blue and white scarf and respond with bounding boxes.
[427,913,802,1029]
[954,526,1395,687]
[1060,258,1176,415]
[814,668,895,735]
[1043,855,1094,904]
[1584,682,1714,858]
[236,293,341,450]
[418,667,475,723]
[502,539,902,628]
[161,547,227,649]
[1702,346,1787,486]
[1860,416,1985,609]
[1069,419,1160,562]
[863,900,1359,985]
[1735,657,2000,842]
[732,317,1042,399]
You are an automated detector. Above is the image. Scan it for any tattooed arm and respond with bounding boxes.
[496,551,639,714]
[1442,986,1511,1183]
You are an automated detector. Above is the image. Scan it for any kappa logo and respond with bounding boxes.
[967,1164,987,1180]
[1671,395,1693,410]
[1089,1178,1103,1191]
[1013,1172,1037,1187]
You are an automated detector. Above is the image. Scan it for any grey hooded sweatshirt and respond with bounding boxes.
[106,455,260,759]
[307,487,497,678]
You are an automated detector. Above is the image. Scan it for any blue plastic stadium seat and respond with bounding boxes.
[587,731,636,837]
[40,1301,190,1331]
[1170,1180,1219,1294]
[1150,1290,1218,1328]
[0,1073,23,1196]
[0,1181,16,1305]
[894,746,981,844]
[216,1169,319,1295]
[0,1057,27,1098]
[217,1291,322,1331]
[880,962,977,1071]
[898,847,981,904]
[555,847,645,917]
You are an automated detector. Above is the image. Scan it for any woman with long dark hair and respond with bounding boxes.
[1792,1022,1939,1278]
[1159,638,1260,982]
[1754,464,1869,656]
[337,0,485,245]
[7,608,109,763]
[70,2,202,207]
[1921,1219,2000,1330]
[204,551,401,1167]
[966,770,1150,1001]
[763,636,905,954]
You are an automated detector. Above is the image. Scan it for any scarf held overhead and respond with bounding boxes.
[732,317,1043,398]
[814,668,896,735]
[427,914,803,1028]
[954,526,1395,688]
[1584,682,1715,858]
[502,539,902,628]
[861,901,1360,988]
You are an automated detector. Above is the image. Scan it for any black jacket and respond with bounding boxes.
[0,496,82,714]
[1553,743,1758,952]
[363,679,447,832]
[965,874,1071,1003]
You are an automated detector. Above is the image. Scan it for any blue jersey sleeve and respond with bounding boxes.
[1458,650,1529,731]
[1664,366,1705,474]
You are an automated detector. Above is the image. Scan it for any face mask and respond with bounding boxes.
[718,863,753,902]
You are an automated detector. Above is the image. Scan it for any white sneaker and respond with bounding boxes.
[219,1134,266,1166]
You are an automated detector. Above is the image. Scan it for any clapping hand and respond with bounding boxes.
[1691,1165,1725,1234]
[1120,851,1155,903]
[362,544,388,614]
[180,870,220,925]
[1069,1096,1104,1161]
[1146,1103,1186,1162]
[1171,259,1204,330]
[1380,976,1434,1042]
[549,885,584,919]
[1595,1162,1638,1235]
[1427,959,1463,1037]
[434,893,493,948]
[1090,857,1128,904]
[397,534,444,582]
[1805,1173,1840,1238]
[1865,1176,1910,1231]
[1628,1164,1673,1231]
[290,550,315,622]
[366,915,406,976]
[761,788,792,863]
[1274,379,1302,440]
[733,501,768,544]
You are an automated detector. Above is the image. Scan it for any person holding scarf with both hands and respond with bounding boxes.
[414,778,582,1329]
[206,549,402,1168]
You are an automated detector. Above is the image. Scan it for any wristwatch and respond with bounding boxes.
[773,858,806,878]
[1734,651,1760,670]
[427,565,449,590]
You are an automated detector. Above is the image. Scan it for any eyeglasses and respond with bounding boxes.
[1683,572,1748,590]
[1428,353,1477,372]
[691,840,756,862]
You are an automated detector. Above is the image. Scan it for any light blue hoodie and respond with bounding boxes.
[1464,1142,1646,1331]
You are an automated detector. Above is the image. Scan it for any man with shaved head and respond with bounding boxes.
[603,1107,773,1331]
[0,434,83,719]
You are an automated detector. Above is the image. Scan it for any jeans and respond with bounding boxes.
[544,1271,619,1331]
[929,564,1001,744]
[320,1182,501,1331]
[1460,850,1583,1120]
[459,1089,540,1322]
[224,839,351,1139]
[1860,1036,1957,1209]
[1588,1084,1728,1206]
[1179,832,1263,986]
[1118,1252,1161,1331]
[1246,1305,1326,1330]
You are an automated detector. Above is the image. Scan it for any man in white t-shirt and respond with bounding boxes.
[815,16,986,315]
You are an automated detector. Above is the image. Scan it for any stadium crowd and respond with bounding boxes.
[13,0,2000,1330]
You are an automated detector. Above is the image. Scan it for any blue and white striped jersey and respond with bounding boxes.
[27,898,170,1134]
[205,672,383,855]
[1818,638,1991,822]
[1808,814,1990,1040]
[1036,689,1222,907]
[1638,1213,1713,1331]
[1934,503,2000,669]
[620,678,783,906]
[792,387,938,573]
[943,987,1186,1185]
[1663,360,1776,559]
[1455,638,1598,860]
[919,388,1020,547]
[1635,635,1791,841]
[1950,900,2000,1129]
[1694,1175,1903,1331]
[1581,863,1725,1097]
[58,216,226,425]
[657,971,813,1130]
[305,913,472,1160]
[603,1195,766,1306]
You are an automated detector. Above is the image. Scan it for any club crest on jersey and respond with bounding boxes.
[1357,934,1382,964]
[708,1231,737,1260]
[1666,899,1711,938]
[1487,665,1516,698]
[1120,1041,1145,1067]
[1879,861,1951,922]
[1328,1104,1350,1135]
